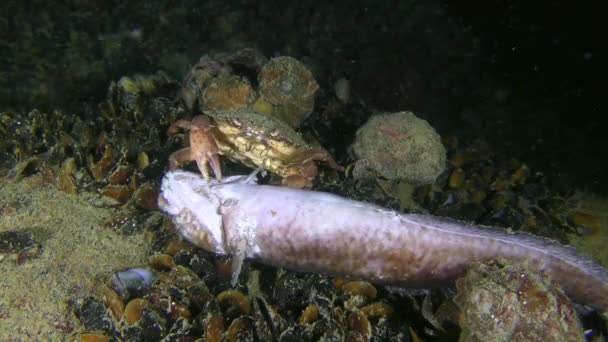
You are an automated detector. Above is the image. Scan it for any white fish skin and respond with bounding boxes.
[159,170,608,311]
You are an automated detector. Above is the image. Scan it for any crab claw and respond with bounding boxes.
[167,115,224,181]
[190,115,223,181]
[194,150,222,181]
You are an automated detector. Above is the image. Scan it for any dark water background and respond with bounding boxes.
[1,0,605,193]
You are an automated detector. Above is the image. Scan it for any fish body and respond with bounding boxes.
[158,171,608,311]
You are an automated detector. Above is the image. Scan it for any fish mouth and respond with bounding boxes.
[157,194,170,208]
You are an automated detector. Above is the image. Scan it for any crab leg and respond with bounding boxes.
[168,148,193,171]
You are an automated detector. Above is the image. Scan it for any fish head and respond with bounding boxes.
[158,171,226,253]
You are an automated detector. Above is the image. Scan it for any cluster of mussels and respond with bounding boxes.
[0,71,180,210]
[418,135,598,241]
[74,238,432,341]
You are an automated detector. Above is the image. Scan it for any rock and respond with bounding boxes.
[351,111,446,185]
[454,259,584,342]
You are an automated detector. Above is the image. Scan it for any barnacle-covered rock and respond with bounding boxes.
[180,55,232,110]
[200,74,257,112]
[256,56,319,128]
[351,111,446,185]
[181,48,266,111]
[454,259,584,341]
[215,47,268,73]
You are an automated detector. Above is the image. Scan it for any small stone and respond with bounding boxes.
[334,77,351,104]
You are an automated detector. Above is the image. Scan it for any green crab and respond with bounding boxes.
[167,108,343,188]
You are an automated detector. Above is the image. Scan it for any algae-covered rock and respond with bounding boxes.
[454,259,584,342]
[256,56,319,128]
[351,111,446,185]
